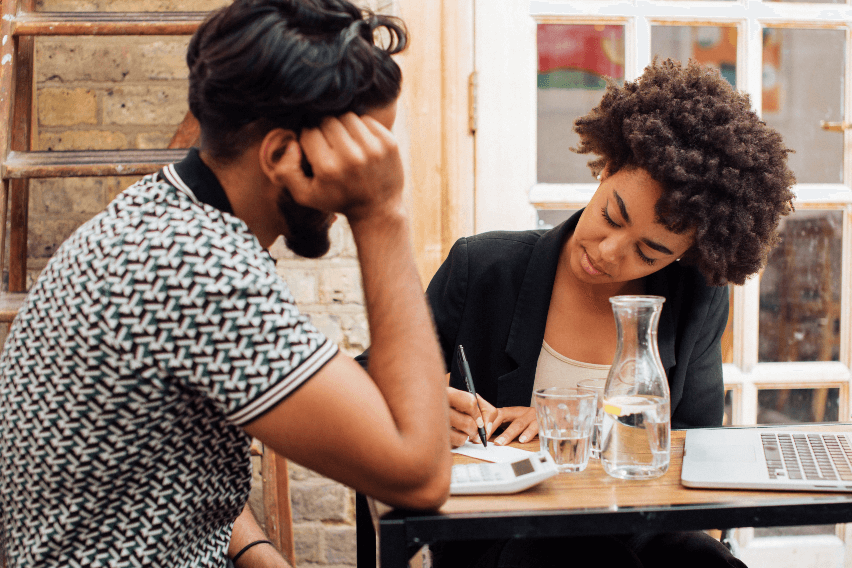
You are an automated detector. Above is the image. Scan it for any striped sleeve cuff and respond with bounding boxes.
[228,339,339,426]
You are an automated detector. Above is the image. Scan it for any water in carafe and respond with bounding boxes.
[600,296,671,480]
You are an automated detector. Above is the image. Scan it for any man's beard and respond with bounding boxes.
[278,187,333,259]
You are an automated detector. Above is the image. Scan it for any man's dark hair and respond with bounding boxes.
[187,0,407,161]
[573,59,796,286]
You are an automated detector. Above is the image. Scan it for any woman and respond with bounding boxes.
[432,59,795,448]
[362,59,795,568]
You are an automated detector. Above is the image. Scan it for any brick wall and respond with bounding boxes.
[21,1,384,565]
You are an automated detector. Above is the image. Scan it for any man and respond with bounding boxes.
[0,1,451,566]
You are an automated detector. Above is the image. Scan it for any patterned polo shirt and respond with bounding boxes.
[0,149,338,567]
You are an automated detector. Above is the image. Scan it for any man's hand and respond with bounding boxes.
[446,386,539,448]
[280,112,404,222]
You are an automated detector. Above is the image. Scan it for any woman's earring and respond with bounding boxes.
[596,173,602,181]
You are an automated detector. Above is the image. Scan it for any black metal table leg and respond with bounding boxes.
[356,492,376,568]
[378,516,410,568]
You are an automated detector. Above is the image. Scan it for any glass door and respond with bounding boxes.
[474,0,852,564]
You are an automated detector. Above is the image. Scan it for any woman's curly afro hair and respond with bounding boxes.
[573,59,795,286]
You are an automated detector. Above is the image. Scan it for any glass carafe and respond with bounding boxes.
[600,295,671,479]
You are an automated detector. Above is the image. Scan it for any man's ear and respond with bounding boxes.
[258,128,298,186]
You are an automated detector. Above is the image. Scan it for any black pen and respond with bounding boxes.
[456,345,488,447]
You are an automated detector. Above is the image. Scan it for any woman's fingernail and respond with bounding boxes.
[519,435,527,443]
[495,437,505,446]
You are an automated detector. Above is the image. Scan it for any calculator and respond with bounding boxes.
[450,451,559,495]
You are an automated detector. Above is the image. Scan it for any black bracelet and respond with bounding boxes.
[232,539,274,565]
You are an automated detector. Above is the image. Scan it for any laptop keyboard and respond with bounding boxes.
[762,433,852,481]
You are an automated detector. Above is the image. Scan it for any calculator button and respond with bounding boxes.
[451,468,468,484]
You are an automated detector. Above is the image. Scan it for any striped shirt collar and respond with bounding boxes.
[162,147,234,215]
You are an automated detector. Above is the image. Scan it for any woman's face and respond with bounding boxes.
[566,166,695,286]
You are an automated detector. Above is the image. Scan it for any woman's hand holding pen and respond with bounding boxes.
[447,386,493,448]
[445,386,539,448]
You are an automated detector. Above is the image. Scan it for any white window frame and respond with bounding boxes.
[475,0,852,560]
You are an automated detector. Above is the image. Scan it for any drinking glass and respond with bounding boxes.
[533,387,597,472]
[577,377,606,459]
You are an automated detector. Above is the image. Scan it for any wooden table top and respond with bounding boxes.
[365,424,852,568]
[438,424,852,517]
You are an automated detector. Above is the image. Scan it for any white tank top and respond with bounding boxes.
[531,340,610,404]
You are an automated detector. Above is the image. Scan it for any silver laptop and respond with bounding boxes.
[681,427,852,492]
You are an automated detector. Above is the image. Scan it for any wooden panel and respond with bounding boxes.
[261,449,295,565]
[0,180,9,291]
[396,2,443,286]
[722,287,734,364]
[3,149,189,179]
[0,0,18,289]
[12,12,206,36]
[8,178,28,292]
[8,5,35,292]
[0,0,19,160]
[397,0,475,285]
[439,0,475,263]
[168,112,201,150]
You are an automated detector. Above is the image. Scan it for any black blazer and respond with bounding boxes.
[357,211,728,429]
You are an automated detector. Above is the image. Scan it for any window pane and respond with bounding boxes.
[755,525,836,537]
[759,211,841,363]
[651,26,737,87]
[36,1,230,10]
[761,28,845,183]
[537,24,624,183]
[536,209,578,231]
[723,389,733,426]
[758,388,839,423]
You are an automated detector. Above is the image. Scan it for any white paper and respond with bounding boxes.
[451,441,536,463]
